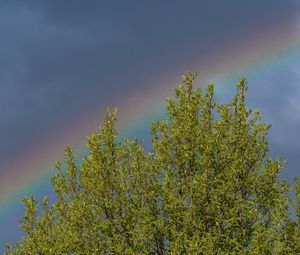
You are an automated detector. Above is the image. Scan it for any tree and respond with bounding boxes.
[5,72,300,254]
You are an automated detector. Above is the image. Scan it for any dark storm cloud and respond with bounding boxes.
[244,62,300,182]
[0,0,296,168]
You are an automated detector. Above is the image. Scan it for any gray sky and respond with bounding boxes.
[0,0,299,249]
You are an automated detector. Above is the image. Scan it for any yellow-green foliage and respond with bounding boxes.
[5,72,300,254]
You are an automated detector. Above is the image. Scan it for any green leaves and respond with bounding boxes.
[5,72,300,254]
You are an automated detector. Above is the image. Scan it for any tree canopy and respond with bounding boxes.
[5,72,300,254]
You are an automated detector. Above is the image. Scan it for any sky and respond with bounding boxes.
[0,0,300,250]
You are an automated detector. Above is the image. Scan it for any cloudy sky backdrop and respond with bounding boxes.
[0,0,299,250]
